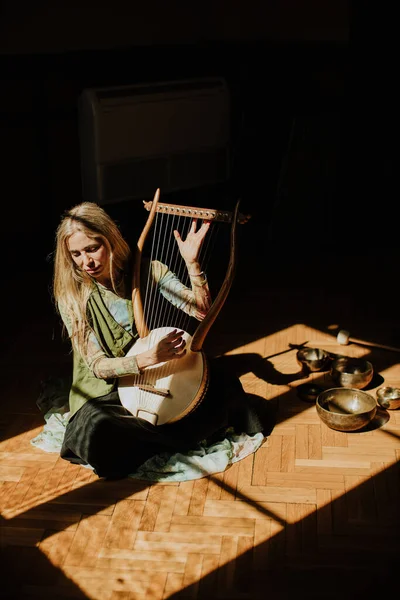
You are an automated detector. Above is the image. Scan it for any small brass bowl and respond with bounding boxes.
[330,357,373,390]
[376,386,400,410]
[296,347,331,373]
[316,387,377,432]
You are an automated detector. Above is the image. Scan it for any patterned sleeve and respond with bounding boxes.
[58,302,141,381]
[89,349,142,380]
[152,261,211,321]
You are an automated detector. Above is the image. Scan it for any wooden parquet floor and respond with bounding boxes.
[1,274,400,600]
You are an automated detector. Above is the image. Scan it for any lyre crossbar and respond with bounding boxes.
[143,200,251,224]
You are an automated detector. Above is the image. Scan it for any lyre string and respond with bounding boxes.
[142,212,160,338]
[139,212,186,394]
[137,215,156,407]
[139,211,171,406]
[160,212,186,331]
[149,212,166,333]
[156,212,192,383]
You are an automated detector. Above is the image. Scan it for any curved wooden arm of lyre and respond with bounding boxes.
[190,199,241,353]
[132,188,160,338]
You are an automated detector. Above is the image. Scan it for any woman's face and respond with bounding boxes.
[67,231,110,285]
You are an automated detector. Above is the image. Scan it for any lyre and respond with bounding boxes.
[118,188,250,425]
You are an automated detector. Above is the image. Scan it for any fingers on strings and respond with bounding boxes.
[165,330,186,357]
[174,218,210,240]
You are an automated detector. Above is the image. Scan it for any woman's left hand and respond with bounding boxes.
[173,219,211,264]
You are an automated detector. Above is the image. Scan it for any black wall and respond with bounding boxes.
[1,2,396,286]
[0,47,347,260]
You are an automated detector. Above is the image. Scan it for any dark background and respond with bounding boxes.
[1,6,399,598]
[1,1,398,338]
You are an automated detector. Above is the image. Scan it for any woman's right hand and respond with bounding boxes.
[136,329,187,371]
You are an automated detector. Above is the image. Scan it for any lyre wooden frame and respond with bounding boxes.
[132,188,249,351]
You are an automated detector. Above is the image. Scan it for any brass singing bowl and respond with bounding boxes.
[296,347,331,373]
[376,386,400,410]
[330,357,373,390]
[316,387,377,432]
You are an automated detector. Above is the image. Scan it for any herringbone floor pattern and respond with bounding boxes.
[1,282,399,599]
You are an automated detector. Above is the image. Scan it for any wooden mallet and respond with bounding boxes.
[337,329,400,353]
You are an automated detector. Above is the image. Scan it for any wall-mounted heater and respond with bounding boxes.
[78,77,231,205]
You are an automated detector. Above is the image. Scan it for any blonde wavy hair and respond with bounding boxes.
[53,202,131,355]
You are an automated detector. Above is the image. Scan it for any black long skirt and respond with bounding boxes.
[60,358,266,478]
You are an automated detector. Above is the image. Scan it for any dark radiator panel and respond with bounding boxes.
[78,78,231,205]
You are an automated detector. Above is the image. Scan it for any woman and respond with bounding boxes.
[52,201,264,478]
